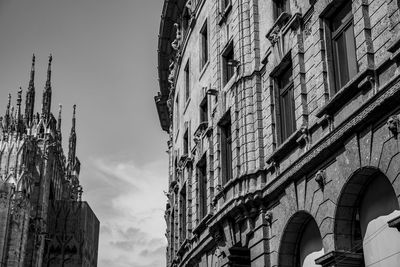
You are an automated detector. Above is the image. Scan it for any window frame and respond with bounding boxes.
[184,60,190,103]
[327,1,358,95]
[183,128,189,155]
[197,156,207,220]
[222,42,235,86]
[179,184,187,243]
[200,20,209,71]
[199,96,208,124]
[272,0,290,21]
[219,112,232,185]
[274,61,296,145]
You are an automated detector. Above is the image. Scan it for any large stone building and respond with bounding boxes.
[0,55,99,266]
[155,0,400,266]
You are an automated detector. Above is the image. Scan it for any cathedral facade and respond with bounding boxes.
[0,55,99,266]
[155,0,400,266]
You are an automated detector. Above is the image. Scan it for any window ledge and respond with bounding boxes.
[315,251,364,266]
[218,4,232,26]
[316,68,374,119]
[192,213,213,236]
[222,74,237,93]
[388,215,400,231]
[179,155,192,169]
[266,127,306,166]
[193,121,208,142]
[177,239,189,257]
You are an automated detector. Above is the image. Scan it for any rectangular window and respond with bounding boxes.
[179,185,186,243]
[273,0,290,20]
[276,62,295,143]
[222,43,235,86]
[175,95,180,132]
[200,21,208,70]
[197,157,207,220]
[219,113,232,184]
[200,97,208,124]
[330,1,357,93]
[183,129,189,155]
[184,61,190,102]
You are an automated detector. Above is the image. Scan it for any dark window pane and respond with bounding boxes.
[279,66,292,89]
[185,62,190,101]
[335,33,349,88]
[223,44,235,85]
[277,64,295,143]
[198,159,207,220]
[201,24,208,68]
[331,2,352,31]
[200,100,208,123]
[183,130,188,154]
[180,186,186,242]
[220,115,232,184]
[273,0,290,20]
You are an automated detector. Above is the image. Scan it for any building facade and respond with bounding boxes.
[155,0,400,266]
[0,55,99,267]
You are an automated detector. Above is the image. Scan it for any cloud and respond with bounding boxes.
[82,157,168,267]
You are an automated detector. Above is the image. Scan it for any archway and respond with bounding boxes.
[335,167,400,266]
[279,211,324,267]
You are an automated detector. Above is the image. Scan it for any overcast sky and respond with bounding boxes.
[0,0,168,266]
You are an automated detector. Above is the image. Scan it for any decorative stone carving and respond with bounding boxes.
[171,23,182,51]
[315,170,326,190]
[296,125,310,148]
[303,20,312,38]
[387,115,400,138]
[265,211,273,226]
[267,25,281,45]
[168,59,175,85]
[216,184,224,194]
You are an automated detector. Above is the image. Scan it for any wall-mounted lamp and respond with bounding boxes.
[227,59,240,67]
[206,88,219,96]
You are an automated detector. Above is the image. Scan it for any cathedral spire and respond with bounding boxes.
[68,105,77,168]
[57,104,62,132]
[16,87,22,119]
[29,54,35,88]
[41,54,52,120]
[25,54,35,125]
[46,54,52,88]
[4,94,11,130]
[16,87,23,134]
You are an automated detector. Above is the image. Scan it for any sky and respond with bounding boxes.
[0,0,168,266]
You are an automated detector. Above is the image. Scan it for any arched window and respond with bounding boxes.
[298,219,325,267]
[359,174,400,266]
[335,168,400,266]
[279,212,324,267]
